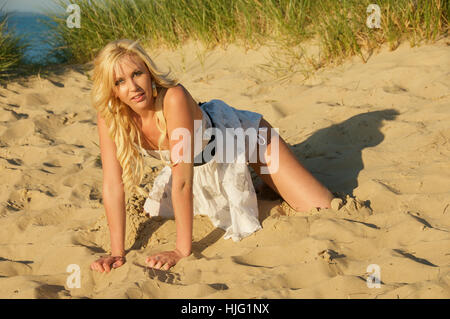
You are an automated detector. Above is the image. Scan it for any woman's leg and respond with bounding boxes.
[249,118,333,212]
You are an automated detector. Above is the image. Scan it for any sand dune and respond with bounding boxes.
[0,39,449,298]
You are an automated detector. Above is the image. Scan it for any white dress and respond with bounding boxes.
[141,100,264,242]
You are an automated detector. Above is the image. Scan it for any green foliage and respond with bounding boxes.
[0,11,27,81]
[44,0,447,66]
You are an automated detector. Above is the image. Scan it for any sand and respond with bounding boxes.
[0,39,449,299]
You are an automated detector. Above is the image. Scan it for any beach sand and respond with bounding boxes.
[0,39,449,298]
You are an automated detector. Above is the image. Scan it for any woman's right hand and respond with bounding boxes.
[90,255,126,273]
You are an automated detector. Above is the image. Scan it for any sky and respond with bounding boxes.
[1,0,63,14]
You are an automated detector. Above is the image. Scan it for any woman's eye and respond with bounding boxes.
[114,72,141,85]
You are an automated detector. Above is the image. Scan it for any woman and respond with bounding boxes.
[90,39,333,273]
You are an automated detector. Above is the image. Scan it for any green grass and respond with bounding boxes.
[10,0,450,79]
[43,0,318,64]
[0,10,28,82]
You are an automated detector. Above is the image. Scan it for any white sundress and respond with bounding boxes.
[141,99,264,242]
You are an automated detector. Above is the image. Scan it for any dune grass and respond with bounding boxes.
[0,10,28,82]
[44,0,315,64]
[26,0,450,77]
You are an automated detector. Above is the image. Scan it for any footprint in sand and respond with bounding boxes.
[70,233,106,254]
[208,283,229,291]
[89,184,102,202]
[31,207,72,226]
[318,249,346,276]
[34,113,67,142]
[7,185,57,214]
[0,107,29,121]
[2,157,24,167]
[93,155,102,168]
[61,112,78,125]
[70,183,93,201]
[0,119,35,146]
[5,199,25,212]
[382,84,408,94]
[24,93,49,107]
[143,266,182,285]
[43,159,62,169]
[62,174,78,188]
[5,188,31,213]
[34,284,70,299]
[318,249,346,263]
[0,257,33,276]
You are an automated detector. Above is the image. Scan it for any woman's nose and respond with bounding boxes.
[128,78,140,91]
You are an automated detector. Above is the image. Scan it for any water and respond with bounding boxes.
[5,12,64,65]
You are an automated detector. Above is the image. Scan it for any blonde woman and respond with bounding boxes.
[90,39,333,273]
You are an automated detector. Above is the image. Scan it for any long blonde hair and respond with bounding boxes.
[91,39,178,197]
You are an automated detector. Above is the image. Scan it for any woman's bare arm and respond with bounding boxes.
[165,86,195,257]
[96,112,126,259]
[145,86,195,270]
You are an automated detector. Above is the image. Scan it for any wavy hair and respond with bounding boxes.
[91,39,178,197]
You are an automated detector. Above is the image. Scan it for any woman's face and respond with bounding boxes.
[112,54,153,114]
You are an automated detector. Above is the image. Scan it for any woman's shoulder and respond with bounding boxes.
[164,84,189,105]
[162,84,196,118]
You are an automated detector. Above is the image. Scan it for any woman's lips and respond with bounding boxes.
[132,93,145,102]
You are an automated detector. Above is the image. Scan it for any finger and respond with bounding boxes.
[91,261,99,270]
[93,262,102,273]
[146,255,161,267]
[95,258,107,269]
[103,261,111,273]
[146,257,156,268]
[152,261,163,269]
[162,263,170,271]
[112,259,124,268]
[165,259,177,270]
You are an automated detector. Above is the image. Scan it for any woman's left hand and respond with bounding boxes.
[145,249,190,270]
